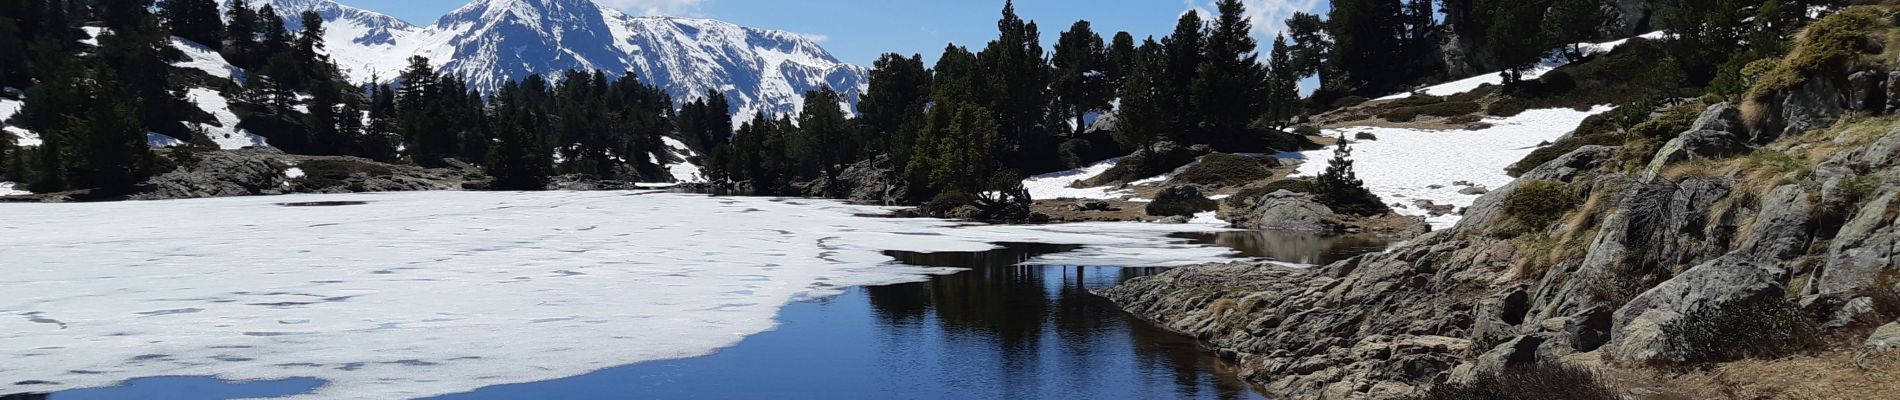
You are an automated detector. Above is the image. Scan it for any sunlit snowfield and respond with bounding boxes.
[0,191,1240,398]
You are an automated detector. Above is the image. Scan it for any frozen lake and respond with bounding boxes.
[0,191,1279,399]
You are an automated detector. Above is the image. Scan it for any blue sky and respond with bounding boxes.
[334,0,1330,66]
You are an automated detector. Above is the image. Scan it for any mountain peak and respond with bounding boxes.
[294,0,863,123]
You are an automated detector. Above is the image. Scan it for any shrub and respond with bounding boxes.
[1172,153,1279,187]
[1412,362,1620,400]
[1663,298,1823,366]
[1387,93,1448,108]
[1486,97,1535,117]
[1747,7,1896,101]
[1630,101,1708,139]
[1383,102,1481,122]
[1446,84,1502,103]
[1503,180,1580,230]
[923,190,976,214]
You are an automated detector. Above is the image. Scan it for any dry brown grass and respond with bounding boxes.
[1590,351,1900,400]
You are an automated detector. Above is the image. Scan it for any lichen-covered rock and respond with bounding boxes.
[1689,102,1744,135]
[1224,190,1343,231]
[1773,78,1847,143]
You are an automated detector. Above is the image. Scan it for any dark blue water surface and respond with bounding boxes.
[19,233,1390,400]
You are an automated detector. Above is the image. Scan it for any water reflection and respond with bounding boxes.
[434,243,1266,400]
[1172,231,1395,266]
[25,233,1395,399]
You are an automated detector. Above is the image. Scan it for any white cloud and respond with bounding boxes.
[1186,0,1325,38]
[595,0,707,17]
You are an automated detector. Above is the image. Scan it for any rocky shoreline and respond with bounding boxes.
[1096,83,1900,400]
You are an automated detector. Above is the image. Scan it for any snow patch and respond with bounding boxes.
[186,88,271,150]
[1297,106,1614,229]
[284,167,306,179]
[660,136,704,184]
[1377,32,1667,100]
[0,182,26,196]
[171,38,246,84]
[0,191,1236,399]
[1022,158,1135,201]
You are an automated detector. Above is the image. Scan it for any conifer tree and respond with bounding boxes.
[295,11,326,73]
[797,87,848,180]
[1162,12,1206,141]
[158,0,222,49]
[1327,0,1407,94]
[858,53,930,165]
[1115,38,1172,153]
[71,64,156,192]
[1265,35,1303,129]
[1544,0,1607,62]
[258,4,290,62]
[1107,31,1136,86]
[977,1,1054,171]
[1317,132,1383,215]
[1053,20,1111,135]
[224,0,259,68]
[1191,0,1269,149]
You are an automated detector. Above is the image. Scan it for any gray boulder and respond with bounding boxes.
[1146,185,1217,217]
[1355,132,1379,141]
[1606,255,1788,363]
[1225,190,1343,232]
[1867,322,1900,352]
[1819,189,1900,295]
[1645,130,1751,179]
[1689,102,1743,135]
[1073,199,1113,212]
[1774,78,1847,143]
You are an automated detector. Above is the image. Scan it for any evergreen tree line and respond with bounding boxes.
[1,0,184,193]
[0,0,694,193]
[703,0,1309,205]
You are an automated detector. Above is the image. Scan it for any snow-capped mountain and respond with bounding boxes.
[263,0,864,121]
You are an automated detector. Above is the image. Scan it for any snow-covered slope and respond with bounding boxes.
[266,0,865,122]
[1293,106,1614,229]
[1379,31,1668,100]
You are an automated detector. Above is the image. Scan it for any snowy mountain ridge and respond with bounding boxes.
[262,0,865,121]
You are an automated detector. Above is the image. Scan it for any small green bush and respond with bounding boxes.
[1663,298,1823,366]
[1630,101,1708,139]
[1383,102,1481,122]
[1503,180,1580,230]
[1486,97,1535,117]
[1172,153,1278,187]
[1446,84,1502,103]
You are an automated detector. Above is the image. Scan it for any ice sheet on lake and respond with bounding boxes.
[0,191,1236,399]
[1297,106,1612,229]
